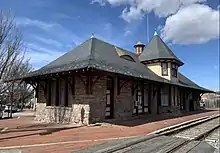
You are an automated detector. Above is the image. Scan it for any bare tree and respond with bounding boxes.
[0,11,32,117]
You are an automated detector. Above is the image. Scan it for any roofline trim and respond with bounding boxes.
[8,66,211,93]
[141,58,184,66]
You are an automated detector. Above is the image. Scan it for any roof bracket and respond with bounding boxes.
[26,80,39,98]
[76,75,89,94]
[77,75,100,94]
[92,76,101,87]
[38,80,46,95]
[117,78,129,95]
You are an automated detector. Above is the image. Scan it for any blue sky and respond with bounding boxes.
[0,0,219,90]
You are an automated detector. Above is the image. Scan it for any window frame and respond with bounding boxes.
[161,62,168,76]
[161,86,169,106]
[171,63,178,77]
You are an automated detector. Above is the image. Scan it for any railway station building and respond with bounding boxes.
[14,32,212,125]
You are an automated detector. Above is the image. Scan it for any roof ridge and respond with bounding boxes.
[156,36,179,58]
[88,38,95,68]
[92,37,136,55]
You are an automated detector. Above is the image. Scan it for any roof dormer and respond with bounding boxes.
[115,46,136,62]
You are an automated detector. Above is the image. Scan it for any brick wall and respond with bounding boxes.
[85,76,106,123]
[115,81,133,119]
[35,75,200,125]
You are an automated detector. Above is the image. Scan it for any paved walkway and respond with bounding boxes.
[0,109,219,153]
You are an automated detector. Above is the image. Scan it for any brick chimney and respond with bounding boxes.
[134,41,145,56]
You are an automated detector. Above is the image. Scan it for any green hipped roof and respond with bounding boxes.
[139,34,184,65]
[18,37,211,92]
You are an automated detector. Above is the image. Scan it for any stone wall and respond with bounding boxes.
[35,103,47,122]
[35,81,74,124]
[35,103,73,123]
[35,76,106,125]
[71,103,90,125]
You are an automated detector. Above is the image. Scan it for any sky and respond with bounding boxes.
[0,0,219,91]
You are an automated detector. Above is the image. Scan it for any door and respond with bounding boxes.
[189,99,194,111]
[133,84,146,115]
[105,77,114,119]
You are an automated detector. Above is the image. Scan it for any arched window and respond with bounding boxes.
[120,55,135,62]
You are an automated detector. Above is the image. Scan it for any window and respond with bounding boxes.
[161,86,169,106]
[171,63,178,77]
[55,79,60,106]
[51,79,56,106]
[133,84,144,114]
[137,91,142,105]
[46,80,52,106]
[64,78,69,107]
[46,78,69,107]
[161,62,168,76]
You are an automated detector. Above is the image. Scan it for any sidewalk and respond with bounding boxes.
[0,109,219,153]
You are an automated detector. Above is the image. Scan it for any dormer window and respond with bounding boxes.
[120,55,135,62]
[172,63,178,77]
[161,62,168,76]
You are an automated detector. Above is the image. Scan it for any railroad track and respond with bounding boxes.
[75,114,220,153]
[164,116,220,153]
[205,127,220,149]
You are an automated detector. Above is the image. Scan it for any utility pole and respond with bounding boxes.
[146,14,149,43]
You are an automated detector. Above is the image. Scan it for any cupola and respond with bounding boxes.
[134,41,145,56]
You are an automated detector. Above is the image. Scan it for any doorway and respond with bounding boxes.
[189,99,194,111]
[133,84,148,115]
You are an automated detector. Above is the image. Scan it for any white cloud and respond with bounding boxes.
[161,4,220,44]
[26,43,65,69]
[92,0,206,21]
[92,1,219,44]
[15,17,86,69]
[16,17,84,47]
[55,13,80,20]
[27,43,60,53]
[124,29,132,36]
[16,17,61,31]
[91,0,135,6]
[32,36,64,48]
[121,7,143,22]
[91,0,106,6]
